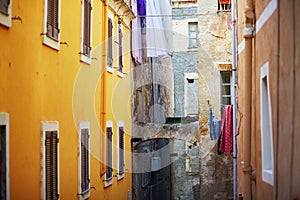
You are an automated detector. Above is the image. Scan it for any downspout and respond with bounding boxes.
[231,0,238,199]
[243,0,254,199]
[101,0,108,176]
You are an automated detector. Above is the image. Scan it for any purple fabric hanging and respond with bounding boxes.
[138,0,146,16]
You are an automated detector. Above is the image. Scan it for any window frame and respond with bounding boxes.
[117,121,125,180]
[188,22,198,49]
[43,0,61,50]
[107,13,114,73]
[78,121,90,199]
[104,121,113,187]
[80,0,92,64]
[0,113,9,200]
[260,62,274,186]
[41,121,60,200]
[0,0,12,28]
[220,71,232,114]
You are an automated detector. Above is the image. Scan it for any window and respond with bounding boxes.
[0,0,12,27]
[260,62,274,186]
[105,121,113,187]
[118,23,124,74]
[218,0,231,11]
[78,122,90,199]
[41,122,59,200]
[81,0,92,64]
[43,0,60,50]
[107,17,113,72]
[220,71,232,109]
[117,122,124,180]
[0,113,9,200]
[188,22,198,48]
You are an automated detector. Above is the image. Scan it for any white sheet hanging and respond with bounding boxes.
[146,0,169,58]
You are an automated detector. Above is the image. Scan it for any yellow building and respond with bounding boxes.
[0,0,134,199]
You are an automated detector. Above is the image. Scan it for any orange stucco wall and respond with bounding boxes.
[0,0,132,199]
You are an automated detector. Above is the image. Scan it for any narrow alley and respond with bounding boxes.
[0,0,299,200]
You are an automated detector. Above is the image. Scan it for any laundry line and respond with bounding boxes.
[119,12,226,17]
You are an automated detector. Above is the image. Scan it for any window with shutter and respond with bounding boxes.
[0,0,11,27]
[107,18,113,68]
[80,128,89,193]
[45,131,59,200]
[106,127,113,181]
[0,0,10,16]
[0,125,7,200]
[43,0,60,50]
[118,127,124,177]
[47,0,59,41]
[118,24,123,72]
[83,0,92,56]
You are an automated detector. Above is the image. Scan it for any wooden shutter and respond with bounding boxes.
[107,18,113,67]
[106,127,113,180]
[0,126,6,200]
[81,128,89,192]
[83,0,91,56]
[118,25,123,72]
[119,127,124,175]
[0,0,10,16]
[45,131,59,200]
[47,0,59,40]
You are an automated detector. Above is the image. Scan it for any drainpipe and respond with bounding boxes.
[243,0,254,199]
[101,0,108,176]
[231,0,238,199]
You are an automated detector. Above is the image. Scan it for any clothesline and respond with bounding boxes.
[120,12,229,17]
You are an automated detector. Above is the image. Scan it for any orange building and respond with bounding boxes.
[236,0,300,199]
[0,0,134,199]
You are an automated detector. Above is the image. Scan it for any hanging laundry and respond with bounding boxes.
[138,0,146,16]
[132,0,143,64]
[209,107,215,140]
[209,107,222,140]
[146,0,169,57]
[219,105,233,157]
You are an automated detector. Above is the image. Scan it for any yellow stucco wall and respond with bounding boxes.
[0,0,132,199]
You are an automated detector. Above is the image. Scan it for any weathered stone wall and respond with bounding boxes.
[132,122,201,200]
[173,140,200,200]
[132,50,174,124]
[172,5,199,117]
[198,0,233,199]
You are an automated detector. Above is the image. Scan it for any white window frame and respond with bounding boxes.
[260,62,274,186]
[0,0,12,28]
[107,12,114,73]
[188,22,198,49]
[78,121,90,200]
[0,113,9,200]
[80,0,93,64]
[117,121,125,180]
[43,0,61,50]
[41,121,60,200]
[104,121,113,187]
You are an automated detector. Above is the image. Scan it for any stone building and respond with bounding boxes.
[198,0,233,199]
[172,0,199,118]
